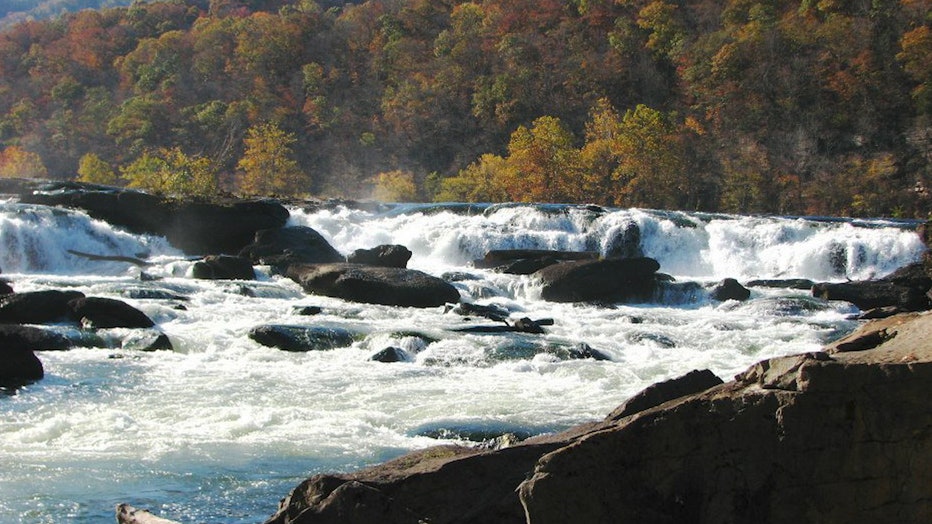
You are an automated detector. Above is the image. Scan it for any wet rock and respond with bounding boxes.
[473,250,598,273]
[710,278,751,301]
[445,302,511,323]
[746,278,816,290]
[286,263,460,308]
[68,297,155,329]
[239,226,344,269]
[604,221,642,259]
[116,504,181,524]
[370,347,408,363]
[249,325,356,352]
[0,280,13,295]
[0,290,86,324]
[293,305,323,316]
[567,343,611,361]
[440,271,482,282]
[629,331,676,348]
[812,280,930,311]
[0,346,43,389]
[535,257,660,303]
[346,244,412,268]
[0,324,71,351]
[191,255,255,280]
[120,330,174,352]
[121,287,188,301]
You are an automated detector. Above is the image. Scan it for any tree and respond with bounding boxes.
[236,122,308,196]
[436,153,511,202]
[503,115,580,203]
[0,146,47,178]
[121,147,217,197]
[372,169,418,202]
[76,152,117,185]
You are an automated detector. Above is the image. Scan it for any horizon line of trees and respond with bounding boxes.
[0,0,930,217]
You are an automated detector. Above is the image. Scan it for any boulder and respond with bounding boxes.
[191,255,256,280]
[812,280,930,311]
[0,290,86,324]
[68,297,155,329]
[710,277,751,301]
[603,221,642,259]
[370,347,408,363]
[239,226,344,268]
[20,182,289,255]
[534,257,660,303]
[745,278,815,290]
[286,263,460,308]
[0,280,13,295]
[346,245,412,268]
[0,347,43,388]
[0,324,71,350]
[248,325,356,352]
[263,313,932,524]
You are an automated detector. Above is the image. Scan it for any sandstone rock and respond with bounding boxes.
[607,368,723,421]
[67,297,155,329]
[191,255,256,280]
[534,257,660,303]
[239,226,344,268]
[346,244,412,268]
[263,312,932,524]
[0,290,85,324]
[116,504,181,524]
[249,325,356,352]
[286,263,460,308]
[710,277,751,301]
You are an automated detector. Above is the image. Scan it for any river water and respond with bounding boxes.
[0,201,924,523]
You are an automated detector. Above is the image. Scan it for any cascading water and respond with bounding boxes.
[0,201,924,523]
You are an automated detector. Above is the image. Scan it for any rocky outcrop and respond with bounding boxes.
[18,181,289,255]
[239,227,344,269]
[263,312,932,524]
[534,257,660,303]
[285,263,460,308]
[346,244,412,268]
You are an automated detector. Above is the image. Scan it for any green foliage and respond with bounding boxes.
[372,169,418,202]
[237,122,308,196]
[121,147,217,197]
[76,152,116,184]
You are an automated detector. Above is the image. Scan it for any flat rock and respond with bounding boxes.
[534,257,660,303]
[286,263,460,308]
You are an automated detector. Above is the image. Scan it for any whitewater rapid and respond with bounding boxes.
[0,201,925,523]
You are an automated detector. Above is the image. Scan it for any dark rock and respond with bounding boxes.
[370,347,408,363]
[534,257,660,303]
[604,221,642,259]
[0,280,13,295]
[881,261,932,290]
[445,302,511,323]
[473,250,598,271]
[745,278,816,290]
[239,226,344,268]
[812,280,930,311]
[293,305,323,316]
[607,369,723,421]
[710,278,751,301]
[497,256,560,275]
[286,263,460,308]
[249,325,356,352]
[629,331,676,348]
[346,244,412,268]
[120,330,174,352]
[440,271,482,282]
[0,346,43,388]
[20,182,289,255]
[68,297,155,329]
[453,318,551,335]
[0,290,86,324]
[191,255,255,280]
[0,324,71,351]
[567,343,611,361]
[853,306,904,320]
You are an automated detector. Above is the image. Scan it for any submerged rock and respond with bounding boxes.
[286,263,460,308]
[249,325,356,352]
[370,346,409,363]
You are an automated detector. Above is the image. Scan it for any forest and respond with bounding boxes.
[0,0,929,217]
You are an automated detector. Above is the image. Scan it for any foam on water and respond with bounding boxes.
[0,202,924,522]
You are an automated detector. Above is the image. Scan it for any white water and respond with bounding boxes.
[0,201,925,523]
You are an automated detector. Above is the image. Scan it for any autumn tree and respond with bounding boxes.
[76,152,116,185]
[121,147,217,197]
[436,153,511,202]
[372,169,419,202]
[236,122,308,196]
[0,146,48,178]
[503,116,581,203]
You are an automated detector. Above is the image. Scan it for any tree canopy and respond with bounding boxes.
[0,0,928,216]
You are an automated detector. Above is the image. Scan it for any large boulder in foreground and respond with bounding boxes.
[534,257,660,302]
[18,181,289,255]
[262,312,932,524]
[286,263,460,308]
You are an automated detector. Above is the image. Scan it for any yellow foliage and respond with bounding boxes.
[0,146,48,179]
[372,170,419,202]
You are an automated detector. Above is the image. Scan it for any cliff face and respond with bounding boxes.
[264,313,932,524]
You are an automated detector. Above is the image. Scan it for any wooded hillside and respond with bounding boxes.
[0,0,929,216]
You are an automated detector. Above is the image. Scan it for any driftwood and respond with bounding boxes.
[67,249,150,267]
